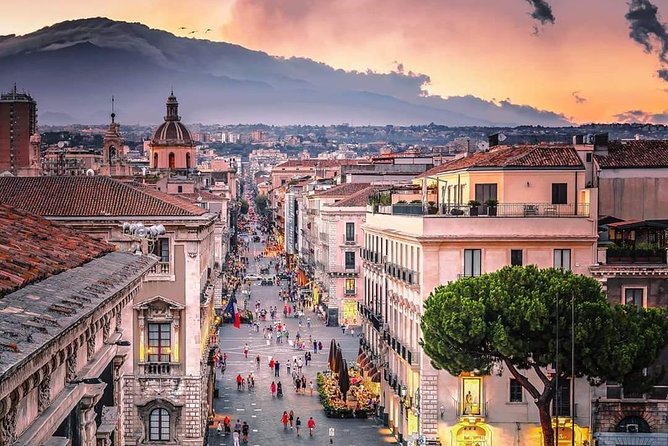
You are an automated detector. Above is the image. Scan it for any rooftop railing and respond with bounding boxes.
[369,202,590,218]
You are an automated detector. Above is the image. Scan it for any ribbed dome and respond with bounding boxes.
[151,92,193,146]
[152,121,193,145]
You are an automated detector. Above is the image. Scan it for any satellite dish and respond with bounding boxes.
[498,133,507,142]
[86,169,95,176]
[135,227,148,237]
[57,141,65,149]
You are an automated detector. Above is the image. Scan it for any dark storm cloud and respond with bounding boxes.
[626,0,668,81]
[526,0,555,25]
[658,68,668,81]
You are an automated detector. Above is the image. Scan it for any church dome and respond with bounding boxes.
[151,92,193,146]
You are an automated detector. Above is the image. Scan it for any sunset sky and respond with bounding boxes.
[2,0,668,124]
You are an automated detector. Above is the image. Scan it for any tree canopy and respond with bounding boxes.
[420,265,668,446]
[254,194,269,216]
[239,199,249,215]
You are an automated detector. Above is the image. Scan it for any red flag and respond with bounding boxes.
[233,300,241,329]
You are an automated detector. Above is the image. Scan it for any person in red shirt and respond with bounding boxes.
[281,411,289,430]
[236,374,243,391]
[307,417,315,436]
[271,381,277,397]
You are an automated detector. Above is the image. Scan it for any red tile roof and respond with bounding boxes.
[330,185,385,207]
[0,204,114,297]
[314,182,371,197]
[416,145,583,178]
[274,159,366,169]
[0,176,208,217]
[595,140,668,168]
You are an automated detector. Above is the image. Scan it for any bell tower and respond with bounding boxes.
[101,96,130,176]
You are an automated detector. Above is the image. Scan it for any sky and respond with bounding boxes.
[2,0,668,124]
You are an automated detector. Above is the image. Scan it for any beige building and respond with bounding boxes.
[360,144,599,446]
[0,176,220,445]
[0,204,155,446]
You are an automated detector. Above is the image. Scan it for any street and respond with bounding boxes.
[210,237,394,446]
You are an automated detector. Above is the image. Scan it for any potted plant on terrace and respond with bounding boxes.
[468,200,481,216]
[485,199,498,216]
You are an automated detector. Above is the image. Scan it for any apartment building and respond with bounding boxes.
[587,138,668,446]
[359,144,599,446]
[0,204,155,446]
[0,176,219,446]
[319,185,383,327]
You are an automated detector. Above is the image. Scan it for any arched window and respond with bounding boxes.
[108,145,117,164]
[149,408,170,440]
[169,152,176,169]
[185,152,191,169]
[615,415,651,433]
[153,152,159,169]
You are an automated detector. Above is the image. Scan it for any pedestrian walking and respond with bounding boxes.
[313,340,317,354]
[244,343,249,358]
[301,375,307,391]
[242,421,249,443]
[351,328,355,337]
[223,415,231,433]
[295,417,301,436]
[271,381,277,397]
[318,341,323,352]
[232,430,240,446]
[256,354,261,369]
[289,410,294,429]
[341,325,346,335]
[287,361,291,374]
[297,358,303,374]
[309,380,314,396]
[295,377,301,393]
[274,360,280,377]
[217,421,223,436]
[236,374,243,391]
[307,417,315,436]
[282,411,289,430]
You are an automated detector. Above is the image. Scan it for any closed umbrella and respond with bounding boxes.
[328,339,337,372]
[339,359,350,401]
[333,344,342,374]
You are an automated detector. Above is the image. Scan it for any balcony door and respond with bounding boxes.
[474,184,497,204]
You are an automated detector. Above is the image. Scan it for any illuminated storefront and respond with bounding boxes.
[341,298,359,325]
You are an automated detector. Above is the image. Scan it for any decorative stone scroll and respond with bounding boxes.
[66,348,78,382]
[38,374,51,413]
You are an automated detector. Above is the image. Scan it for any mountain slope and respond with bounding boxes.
[0,18,570,126]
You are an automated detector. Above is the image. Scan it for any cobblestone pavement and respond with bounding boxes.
[208,238,395,446]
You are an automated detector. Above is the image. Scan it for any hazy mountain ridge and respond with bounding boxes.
[0,17,571,126]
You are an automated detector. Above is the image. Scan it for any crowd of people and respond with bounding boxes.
[213,200,324,443]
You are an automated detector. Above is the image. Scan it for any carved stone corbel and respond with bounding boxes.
[38,374,51,413]
[66,348,78,382]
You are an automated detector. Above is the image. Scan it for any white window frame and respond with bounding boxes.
[621,286,647,310]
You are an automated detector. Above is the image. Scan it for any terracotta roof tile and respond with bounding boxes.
[595,140,668,168]
[314,183,371,197]
[0,176,208,217]
[0,204,114,297]
[416,145,583,178]
[330,185,385,207]
[274,159,366,169]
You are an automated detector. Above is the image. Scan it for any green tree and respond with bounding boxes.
[254,194,269,216]
[420,266,668,446]
[239,199,249,215]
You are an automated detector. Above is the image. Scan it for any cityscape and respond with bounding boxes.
[1,2,668,446]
